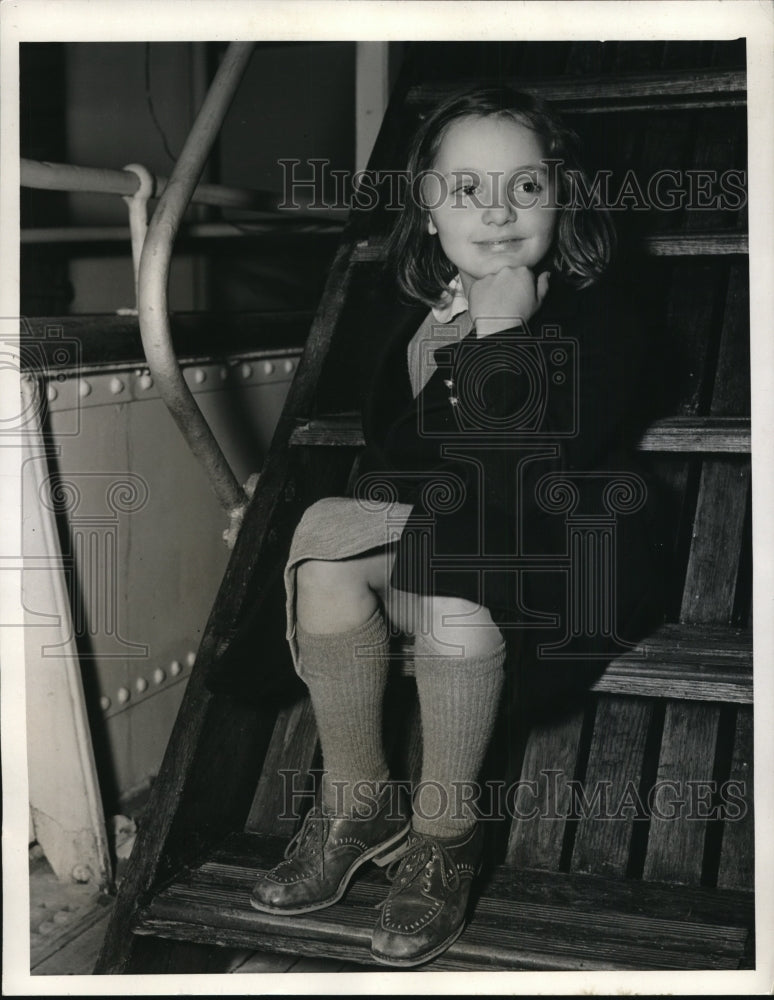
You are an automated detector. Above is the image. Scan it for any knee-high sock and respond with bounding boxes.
[412,636,506,839]
[297,606,391,815]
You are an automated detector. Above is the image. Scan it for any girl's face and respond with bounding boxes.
[424,115,559,298]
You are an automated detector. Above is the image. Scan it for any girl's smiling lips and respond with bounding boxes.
[474,236,526,251]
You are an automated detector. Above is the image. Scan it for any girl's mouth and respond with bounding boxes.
[475,237,525,251]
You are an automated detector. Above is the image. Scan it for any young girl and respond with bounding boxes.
[250,86,663,967]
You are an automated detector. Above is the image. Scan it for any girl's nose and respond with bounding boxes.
[481,193,516,225]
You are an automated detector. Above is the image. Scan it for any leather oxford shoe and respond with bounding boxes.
[370,823,483,967]
[250,785,410,915]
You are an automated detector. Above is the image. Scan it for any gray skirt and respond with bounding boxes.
[284,497,414,674]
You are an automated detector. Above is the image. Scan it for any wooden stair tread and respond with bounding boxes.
[636,416,750,453]
[394,624,751,702]
[407,69,746,112]
[134,832,753,971]
[591,623,752,703]
[290,414,751,453]
[352,231,748,263]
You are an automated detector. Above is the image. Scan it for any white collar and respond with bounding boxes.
[431,274,468,324]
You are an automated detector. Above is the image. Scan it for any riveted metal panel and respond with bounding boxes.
[39,352,297,808]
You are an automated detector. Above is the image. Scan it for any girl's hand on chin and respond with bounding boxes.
[469,266,551,338]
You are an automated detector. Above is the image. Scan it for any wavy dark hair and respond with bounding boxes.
[388,85,616,306]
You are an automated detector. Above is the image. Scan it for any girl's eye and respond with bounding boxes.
[513,179,542,195]
[458,183,479,196]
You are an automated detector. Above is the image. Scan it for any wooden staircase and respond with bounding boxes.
[96,41,753,974]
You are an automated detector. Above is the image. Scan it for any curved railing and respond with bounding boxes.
[135,42,256,530]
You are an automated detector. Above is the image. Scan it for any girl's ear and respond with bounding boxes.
[427,215,438,236]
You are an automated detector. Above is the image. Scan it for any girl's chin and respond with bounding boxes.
[477,257,533,277]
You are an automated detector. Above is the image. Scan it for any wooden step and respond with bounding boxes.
[636,416,750,453]
[134,831,753,971]
[352,231,748,263]
[589,623,752,703]
[290,414,751,454]
[642,233,748,257]
[394,624,752,704]
[407,69,746,113]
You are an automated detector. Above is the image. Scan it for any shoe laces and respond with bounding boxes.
[384,833,460,897]
[284,807,329,875]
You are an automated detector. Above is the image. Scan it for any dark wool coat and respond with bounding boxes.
[356,271,667,671]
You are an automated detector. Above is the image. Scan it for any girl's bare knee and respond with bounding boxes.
[296,558,350,594]
[295,554,392,634]
[415,597,503,658]
[296,559,367,612]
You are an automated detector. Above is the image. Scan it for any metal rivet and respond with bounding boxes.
[47,384,58,402]
[193,368,206,384]
[263,361,275,375]
[241,363,252,379]
[38,921,55,935]
[284,359,295,374]
[169,660,182,677]
[153,668,166,685]
[99,695,111,712]
[110,377,124,395]
[79,380,92,398]
[139,373,153,390]
[117,686,130,704]
[53,910,72,925]
[186,651,196,668]
[135,677,148,693]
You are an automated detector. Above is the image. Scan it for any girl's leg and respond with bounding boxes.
[384,589,506,837]
[371,590,506,967]
[251,545,409,916]
[295,549,390,634]
[294,548,397,815]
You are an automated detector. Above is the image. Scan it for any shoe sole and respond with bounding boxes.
[369,918,467,968]
[249,822,411,916]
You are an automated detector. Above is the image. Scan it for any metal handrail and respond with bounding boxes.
[21,156,279,212]
[20,42,341,542]
[136,41,256,527]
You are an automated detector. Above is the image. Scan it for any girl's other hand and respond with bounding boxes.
[468,266,550,338]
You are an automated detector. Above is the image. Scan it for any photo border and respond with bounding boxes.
[2,1,772,995]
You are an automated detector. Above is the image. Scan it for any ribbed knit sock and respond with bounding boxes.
[297,606,391,817]
[411,635,506,840]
